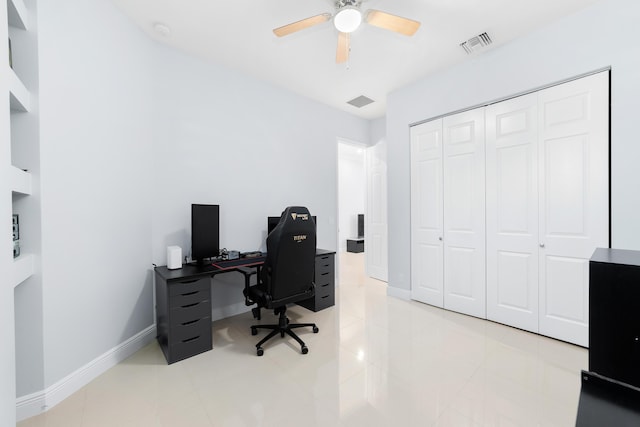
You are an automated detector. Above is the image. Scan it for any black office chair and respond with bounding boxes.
[246,206,319,356]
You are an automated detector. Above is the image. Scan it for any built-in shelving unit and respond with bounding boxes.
[3,0,40,421]
[9,69,30,112]
[6,0,38,290]
[11,254,34,289]
[10,166,31,195]
[7,0,26,30]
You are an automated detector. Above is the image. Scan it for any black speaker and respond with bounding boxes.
[357,214,364,238]
[589,248,640,388]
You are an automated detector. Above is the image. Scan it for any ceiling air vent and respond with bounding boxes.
[347,95,375,108]
[460,32,492,54]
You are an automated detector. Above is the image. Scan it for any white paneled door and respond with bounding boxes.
[537,72,609,347]
[366,141,388,282]
[486,93,540,333]
[410,119,444,307]
[443,109,486,318]
[412,71,609,347]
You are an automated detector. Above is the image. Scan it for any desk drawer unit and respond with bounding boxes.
[298,252,336,312]
[156,275,212,364]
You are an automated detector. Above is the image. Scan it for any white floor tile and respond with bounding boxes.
[17,252,586,427]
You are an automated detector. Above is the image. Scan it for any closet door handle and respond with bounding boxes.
[438,237,443,241]
[539,243,545,248]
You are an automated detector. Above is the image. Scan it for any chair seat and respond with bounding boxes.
[248,283,314,309]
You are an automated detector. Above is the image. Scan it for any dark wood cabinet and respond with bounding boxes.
[346,238,364,253]
[589,248,640,388]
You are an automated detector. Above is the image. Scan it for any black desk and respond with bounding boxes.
[154,250,335,364]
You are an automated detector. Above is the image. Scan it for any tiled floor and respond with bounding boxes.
[18,252,587,426]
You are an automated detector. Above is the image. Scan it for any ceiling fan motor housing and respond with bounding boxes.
[336,0,361,9]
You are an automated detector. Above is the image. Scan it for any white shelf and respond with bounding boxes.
[11,254,34,288]
[9,68,30,112]
[7,0,28,30]
[10,166,32,195]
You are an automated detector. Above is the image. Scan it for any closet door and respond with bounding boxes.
[538,72,609,347]
[442,109,486,318]
[410,119,444,307]
[486,93,539,332]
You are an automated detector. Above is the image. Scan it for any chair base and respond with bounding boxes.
[250,307,318,356]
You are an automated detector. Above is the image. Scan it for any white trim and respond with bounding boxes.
[16,325,156,421]
[386,285,410,300]
[409,67,611,128]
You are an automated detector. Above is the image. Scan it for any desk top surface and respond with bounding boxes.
[155,248,335,281]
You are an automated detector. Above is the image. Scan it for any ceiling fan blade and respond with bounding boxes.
[336,32,350,64]
[365,9,421,36]
[273,13,332,37]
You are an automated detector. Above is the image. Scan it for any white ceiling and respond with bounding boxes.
[110,0,601,120]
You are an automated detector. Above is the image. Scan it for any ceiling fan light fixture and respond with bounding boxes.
[334,7,362,33]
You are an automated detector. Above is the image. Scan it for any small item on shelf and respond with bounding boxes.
[12,214,19,241]
[12,215,20,258]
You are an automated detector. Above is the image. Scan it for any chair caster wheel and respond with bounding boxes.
[312,326,319,333]
[251,327,257,336]
[301,346,308,354]
[257,347,264,356]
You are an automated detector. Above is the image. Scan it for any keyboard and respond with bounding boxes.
[211,256,266,270]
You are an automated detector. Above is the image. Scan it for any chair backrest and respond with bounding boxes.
[265,206,317,303]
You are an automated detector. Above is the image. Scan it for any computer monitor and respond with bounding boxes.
[268,215,316,235]
[192,204,220,264]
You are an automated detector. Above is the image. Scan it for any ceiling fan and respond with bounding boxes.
[273,0,421,64]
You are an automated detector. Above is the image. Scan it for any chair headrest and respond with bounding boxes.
[268,206,316,250]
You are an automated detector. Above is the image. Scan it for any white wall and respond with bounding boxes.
[37,0,156,390]
[386,0,640,295]
[338,142,366,251]
[20,0,370,400]
[150,46,369,319]
[371,117,386,145]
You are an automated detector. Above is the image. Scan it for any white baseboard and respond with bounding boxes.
[387,285,411,301]
[16,325,156,422]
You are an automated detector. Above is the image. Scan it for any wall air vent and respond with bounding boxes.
[460,32,492,54]
[347,95,375,108]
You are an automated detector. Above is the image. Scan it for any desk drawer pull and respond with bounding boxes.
[321,283,330,288]
[321,272,329,276]
[182,319,200,326]
[321,295,329,299]
[182,336,200,343]
[179,279,199,284]
[181,302,199,309]
[320,256,330,260]
[181,291,199,297]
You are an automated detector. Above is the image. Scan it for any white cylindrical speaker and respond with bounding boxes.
[167,246,182,270]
